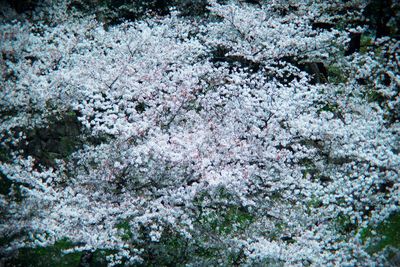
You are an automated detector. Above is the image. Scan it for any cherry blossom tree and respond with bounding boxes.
[1,0,399,266]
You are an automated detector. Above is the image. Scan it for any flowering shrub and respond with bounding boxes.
[1,0,399,266]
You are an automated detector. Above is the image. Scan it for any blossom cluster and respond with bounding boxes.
[0,0,399,266]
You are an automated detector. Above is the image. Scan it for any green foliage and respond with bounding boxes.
[200,205,254,235]
[360,34,373,54]
[195,188,254,236]
[0,172,12,196]
[334,214,357,235]
[90,250,115,267]
[116,220,133,241]
[365,89,387,104]
[22,111,82,167]
[305,196,322,216]
[0,172,25,202]
[360,212,400,255]
[5,239,115,267]
[269,222,290,243]
[139,229,189,266]
[59,136,77,157]
[319,101,338,113]
[0,145,11,163]
[5,239,82,267]
[193,245,220,259]
[327,65,347,84]
[300,158,319,179]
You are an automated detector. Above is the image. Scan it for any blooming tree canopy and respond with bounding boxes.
[0,0,399,266]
